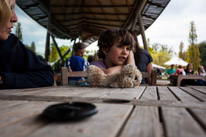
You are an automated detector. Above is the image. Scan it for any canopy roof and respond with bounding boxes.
[16,0,170,46]
[164,57,188,66]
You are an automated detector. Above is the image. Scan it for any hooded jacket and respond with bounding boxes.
[0,34,54,89]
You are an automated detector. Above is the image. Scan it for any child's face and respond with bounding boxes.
[103,39,131,67]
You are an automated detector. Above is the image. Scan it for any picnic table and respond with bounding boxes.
[169,75,206,86]
[0,86,206,137]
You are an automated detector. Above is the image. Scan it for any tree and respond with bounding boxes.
[187,21,200,71]
[50,44,71,62]
[25,42,36,55]
[50,43,58,62]
[199,41,206,67]
[188,21,197,45]
[30,42,36,54]
[15,22,23,41]
[178,41,187,61]
[150,43,173,67]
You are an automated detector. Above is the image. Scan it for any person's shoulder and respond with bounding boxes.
[91,60,103,65]
[90,60,106,68]
[141,48,150,54]
[70,56,85,61]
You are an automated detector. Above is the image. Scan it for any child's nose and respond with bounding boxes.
[122,48,128,54]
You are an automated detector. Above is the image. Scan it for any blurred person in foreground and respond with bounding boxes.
[0,0,54,89]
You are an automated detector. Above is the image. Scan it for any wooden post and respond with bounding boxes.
[139,14,148,51]
[45,31,50,62]
[151,69,157,85]
[61,67,68,86]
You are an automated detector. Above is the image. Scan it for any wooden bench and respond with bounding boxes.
[61,67,157,86]
[169,75,206,86]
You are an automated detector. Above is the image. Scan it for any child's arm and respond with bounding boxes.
[126,51,136,66]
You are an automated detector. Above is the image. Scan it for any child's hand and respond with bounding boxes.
[126,51,135,66]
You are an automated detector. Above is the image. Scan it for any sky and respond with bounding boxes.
[12,0,206,56]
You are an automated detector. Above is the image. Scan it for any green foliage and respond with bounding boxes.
[50,43,59,62]
[150,43,173,67]
[187,21,200,71]
[178,41,187,61]
[15,22,23,42]
[59,45,71,60]
[30,42,36,54]
[188,21,197,45]
[199,41,206,67]
[25,41,36,55]
[50,44,71,62]
[187,44,200,71]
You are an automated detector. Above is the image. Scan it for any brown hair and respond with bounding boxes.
[73,43,86,53]
[97,28,135,59]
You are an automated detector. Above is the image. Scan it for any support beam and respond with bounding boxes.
[122,0,147,30]
[138,14,148,51]
[51,35,64,65]
[45,0,50,62]
[45,31,50,62]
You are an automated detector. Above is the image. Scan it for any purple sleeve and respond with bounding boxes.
[90,60,107,69]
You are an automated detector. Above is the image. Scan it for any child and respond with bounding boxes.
[91,28,135,74]
[196,66,206,86]
[65,43,89,85]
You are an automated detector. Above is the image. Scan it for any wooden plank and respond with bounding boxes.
[0,101,55,128]
[103,87,145,100]
[192,87,206,94]
[180,87,206,102]
[26,104,133,137]
[169,87,200,103]
[80,88,119,98]
[0,88,51,96]
[0,100,29,112]
[162,107,205,137]
[0,114,48,137]
[120,106,162,137]
[33,87,96,97]
[189,108,206,129]
[140,86,158,100]
[158,86,177,101]
[67,71,87,77]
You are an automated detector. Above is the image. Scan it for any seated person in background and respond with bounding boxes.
[181,63,195,86]
[166,64,176,76]
[196,66,206,86]
[91,28,135,75]
[65,43,89,85]
[173,65,186,75]
[184,63,194,75]
[87,55,95,63]
[0,0,54,89]
[129,31,153,84]
[157,68,162,75]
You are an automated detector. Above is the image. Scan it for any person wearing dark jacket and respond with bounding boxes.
[0,34,54,89]
[0,0,54,89]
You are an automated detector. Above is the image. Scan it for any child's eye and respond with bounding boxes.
[126,47,131,51]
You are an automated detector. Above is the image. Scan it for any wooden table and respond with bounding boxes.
[0,86,206,137]
[169,75,206,86]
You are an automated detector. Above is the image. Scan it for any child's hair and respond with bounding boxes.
[73,43,86,53]
[97,28,135,59]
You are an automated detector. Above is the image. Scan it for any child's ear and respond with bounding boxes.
[101,48,108,55]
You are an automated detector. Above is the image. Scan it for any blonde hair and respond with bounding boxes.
[0,0,12,26]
